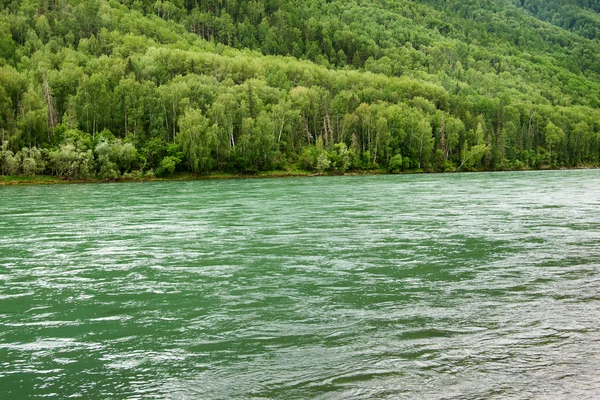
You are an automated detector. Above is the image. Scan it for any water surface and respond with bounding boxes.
[1,171,600,398]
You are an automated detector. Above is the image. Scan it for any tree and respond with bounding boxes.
[72,74,110,139]
[18,86,47,148]
[49,142,94,179]
[410,118,434,169]
[329,142,351,173]
[177,107,216,173]
[95,139,119,179]
[459,143,490,171]
[545,121,565,162]
[570,121,591,164]
[388,153,403,173]
[209,92,238,154]
[21,147,45,176]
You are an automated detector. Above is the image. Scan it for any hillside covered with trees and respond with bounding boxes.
[1,0,599,179]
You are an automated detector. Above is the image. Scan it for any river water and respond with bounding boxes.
[1,171,600,399]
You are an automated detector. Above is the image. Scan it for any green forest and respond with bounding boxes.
[1,0,599,179]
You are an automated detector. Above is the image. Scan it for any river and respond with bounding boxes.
[1,170,600,398]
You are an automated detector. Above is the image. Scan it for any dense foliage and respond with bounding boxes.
[0,0,599,179]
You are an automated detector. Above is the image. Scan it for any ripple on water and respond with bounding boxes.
[1,171,600,398]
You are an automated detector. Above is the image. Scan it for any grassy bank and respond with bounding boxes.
[0,170,310,185]
[0,169,394,185]
[2,166,598,186]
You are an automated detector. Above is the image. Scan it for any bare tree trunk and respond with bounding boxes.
[172,98,177,142]
[528,108,534,148]
[277,118,286,143]
[440,112,447,160]
[303,116,312,145]
[43,73,57,140]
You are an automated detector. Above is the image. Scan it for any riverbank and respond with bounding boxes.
[1,166,598,186]
[0,170,344,185]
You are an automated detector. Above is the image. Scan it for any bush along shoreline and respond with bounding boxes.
[1,157,597,187]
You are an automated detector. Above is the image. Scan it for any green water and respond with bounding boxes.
[1,171,600,399]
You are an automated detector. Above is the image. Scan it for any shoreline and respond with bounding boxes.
[0,170,357,186]
[1,166,598,186]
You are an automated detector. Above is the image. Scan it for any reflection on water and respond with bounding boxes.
[1,170,600,398]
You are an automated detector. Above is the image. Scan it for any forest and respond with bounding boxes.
[0,0,599,179]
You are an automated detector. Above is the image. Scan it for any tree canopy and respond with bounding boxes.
[0,0,599,178]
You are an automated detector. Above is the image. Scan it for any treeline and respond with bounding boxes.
[0,0,599,179]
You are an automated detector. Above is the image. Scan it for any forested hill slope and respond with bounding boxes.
[0,0,599,179]
[514,0,600,40]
